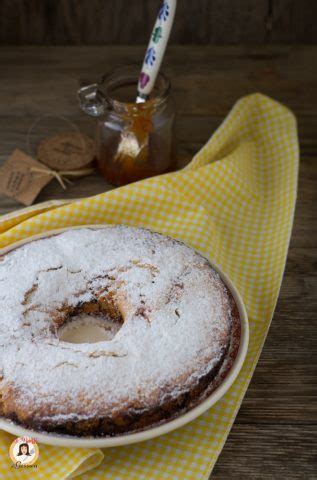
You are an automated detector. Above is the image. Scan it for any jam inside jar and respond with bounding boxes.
[95,66,177,186]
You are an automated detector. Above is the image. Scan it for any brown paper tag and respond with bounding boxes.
[37,132,95,171]
[0,149,53,206]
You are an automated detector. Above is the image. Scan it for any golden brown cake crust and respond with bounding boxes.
[0,227,241,437]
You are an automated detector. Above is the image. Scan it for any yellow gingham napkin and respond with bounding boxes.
[0,93,298,479]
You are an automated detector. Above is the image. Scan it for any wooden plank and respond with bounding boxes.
[1,1,316,46]
[212,425,317,479]
[267,0,317,43]
[0,45,316,117]
[0,0,268,45]
[238,372,317,425]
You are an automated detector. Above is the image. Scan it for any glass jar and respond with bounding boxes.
[78,65,177,186]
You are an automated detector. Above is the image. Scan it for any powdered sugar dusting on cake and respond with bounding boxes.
[0,226,232,422]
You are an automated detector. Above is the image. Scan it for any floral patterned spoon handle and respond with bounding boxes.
[136,0,177,103]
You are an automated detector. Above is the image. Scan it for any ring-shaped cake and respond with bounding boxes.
[0,226,240,436]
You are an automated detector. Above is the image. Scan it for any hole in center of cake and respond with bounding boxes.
[57,312,122,344]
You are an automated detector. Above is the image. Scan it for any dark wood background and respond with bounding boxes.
[1,0,317,45]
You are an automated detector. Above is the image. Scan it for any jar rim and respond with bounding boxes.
[100,64,170,112]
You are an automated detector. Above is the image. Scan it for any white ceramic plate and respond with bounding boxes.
[0,226,249,448]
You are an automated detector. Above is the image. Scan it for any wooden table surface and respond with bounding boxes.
[0,45,316,479]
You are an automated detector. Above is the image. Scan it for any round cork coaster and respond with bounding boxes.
[37,132,95,171]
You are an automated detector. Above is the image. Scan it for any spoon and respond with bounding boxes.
[136,0,177,103]
[114,0,177,167]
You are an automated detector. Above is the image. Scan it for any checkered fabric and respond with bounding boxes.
[0,93,299,479]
